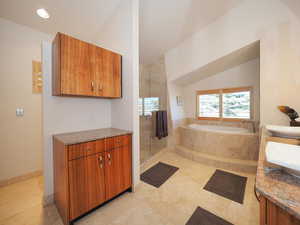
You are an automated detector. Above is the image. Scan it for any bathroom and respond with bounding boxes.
[2,1,300,225]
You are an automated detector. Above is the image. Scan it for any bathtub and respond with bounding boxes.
[188,124,251,134]
[179,123,259,161]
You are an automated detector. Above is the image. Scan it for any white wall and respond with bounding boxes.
[0,18,51,182]
[43,0,139,198]
[42,43,112,197]
[165,0,300,126]
[183,59,260,120]
[168,83,186,121]
[96,0,140,187]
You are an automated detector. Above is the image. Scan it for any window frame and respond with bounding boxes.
[196,86,253,121]
[139,97,160,117]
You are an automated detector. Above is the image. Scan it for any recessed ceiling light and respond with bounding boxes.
[36,8,50,19]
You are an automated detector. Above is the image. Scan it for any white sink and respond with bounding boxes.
[266,125,300,139]
[266,141,300,177]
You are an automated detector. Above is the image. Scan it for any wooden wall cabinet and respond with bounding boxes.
[52,32,122,98]
[260,196,300,225]
[53,134,132,225]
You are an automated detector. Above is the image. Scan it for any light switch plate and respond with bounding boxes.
[16,108,24,117]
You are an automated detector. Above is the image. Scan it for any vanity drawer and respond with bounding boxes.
[68,142,95,160]
[106,135,131,150]
[95,139,105,154]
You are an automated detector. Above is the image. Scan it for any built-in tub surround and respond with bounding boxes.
[179,125,259,161]
[175,120,259,173]
[188,124,251,134]
[186,118,259,133]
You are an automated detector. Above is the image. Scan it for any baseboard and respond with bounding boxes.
[43,193,54,207]
[0,170,43,187]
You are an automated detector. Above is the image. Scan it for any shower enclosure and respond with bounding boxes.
[139,57,168,163]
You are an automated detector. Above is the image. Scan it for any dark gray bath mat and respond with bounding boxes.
[186,207,233,225]
[204,170,247,204]
[140,162,179,188]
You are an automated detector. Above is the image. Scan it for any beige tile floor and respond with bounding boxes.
[0,150,259,225]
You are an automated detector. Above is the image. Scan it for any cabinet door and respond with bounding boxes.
[102,51,121,98]
[104,146,132,200]
[68,157,89,220]
[60,34,93,96]
[69,153,106,220]
[86,153,106,209]
[89,45,104,97]
[90,46,121,98]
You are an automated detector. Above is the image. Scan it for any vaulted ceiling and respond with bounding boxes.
[140,0,243,64]
[0,0,243,64]
[0,0,122,42]
[280,0,300,20]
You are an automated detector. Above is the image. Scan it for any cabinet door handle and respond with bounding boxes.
[107,153,112,165]
[91,81,94,91]
[98,155,103,168]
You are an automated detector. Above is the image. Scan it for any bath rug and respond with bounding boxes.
[140,162,179,188]
[204,170,247,204]
[186,207,233,225]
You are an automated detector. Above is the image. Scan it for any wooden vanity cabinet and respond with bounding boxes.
[53,134,132,225]
[260,196,300,225]
[52,32,122,98]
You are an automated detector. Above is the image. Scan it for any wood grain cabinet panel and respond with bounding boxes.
[100,49,121,98]
[68,157,89,220]
[60,34,94,96]
[68,141,96,161]
[86,153,106,209]
[53,134,132,225]
[52,32,122,98]
[106,135,130,150]
[260,196,300,225]
[105,145,132,200]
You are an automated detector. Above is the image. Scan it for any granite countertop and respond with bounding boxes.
[256,128,300,219]
[53,128,132,145]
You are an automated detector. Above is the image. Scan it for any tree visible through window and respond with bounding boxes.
[197,87,251,120]
[223,91,250,119]
[198,94,220,117]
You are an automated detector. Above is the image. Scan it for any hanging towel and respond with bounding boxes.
[156,110,168,139]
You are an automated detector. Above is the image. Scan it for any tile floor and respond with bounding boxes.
[0,150,259,225]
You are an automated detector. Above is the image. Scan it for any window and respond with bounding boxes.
[197,87,252,120]
[198,94,220,118]
[222,91,250,119]
[138,97,160,116]
[138,98,143,116]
